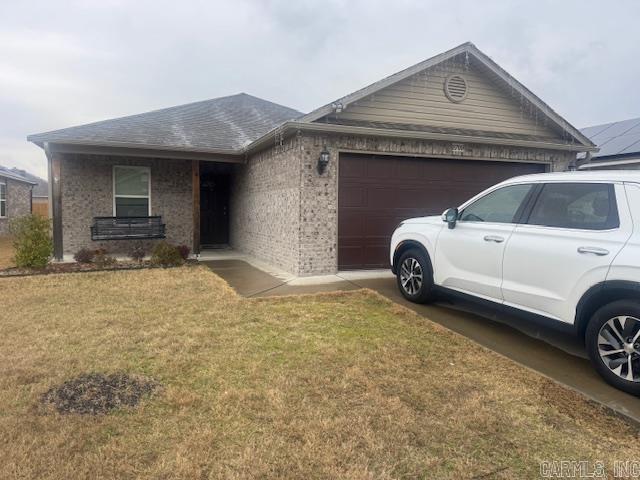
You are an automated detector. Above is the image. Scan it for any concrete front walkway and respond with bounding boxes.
[202,259,640,425]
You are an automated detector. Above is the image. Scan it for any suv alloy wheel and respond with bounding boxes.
[586,300,640,396]
[396,249,435,303]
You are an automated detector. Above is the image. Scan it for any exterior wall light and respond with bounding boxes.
[318,147,330,174]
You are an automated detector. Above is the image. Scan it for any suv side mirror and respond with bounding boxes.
[442,208,459,229]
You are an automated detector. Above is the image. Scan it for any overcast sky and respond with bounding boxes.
[1,0,639,178]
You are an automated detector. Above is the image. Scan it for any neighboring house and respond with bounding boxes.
[577,117,640,171]
[0,166,36,235]
[27,42,595,275]
[7,168,49,217]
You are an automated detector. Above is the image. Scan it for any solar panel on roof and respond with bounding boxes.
[580,117,640,158]
[597,135,639,157]
[620,138,640,155]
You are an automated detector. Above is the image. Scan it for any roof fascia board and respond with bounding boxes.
[0,171,37,185]
[245,121,597,154]
[31,138,240,156]
[48,142,245,163]
[578,157,640,169]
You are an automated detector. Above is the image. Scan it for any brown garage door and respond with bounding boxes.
[338,153,546,270]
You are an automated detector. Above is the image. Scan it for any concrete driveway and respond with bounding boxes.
[203,259,640,425]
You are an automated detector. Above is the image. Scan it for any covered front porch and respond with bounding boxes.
[44,142,243,260]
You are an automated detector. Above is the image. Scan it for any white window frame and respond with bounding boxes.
[0,180,6,218]
[112,166,151,217]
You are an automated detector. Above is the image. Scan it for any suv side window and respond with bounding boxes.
[459,184,533,224]
[526,183,619,230]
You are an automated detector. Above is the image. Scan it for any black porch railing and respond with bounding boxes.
[91,216,166,241]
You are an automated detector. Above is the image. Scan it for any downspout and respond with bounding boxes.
[572,151,592,171]
[44,143,63,261]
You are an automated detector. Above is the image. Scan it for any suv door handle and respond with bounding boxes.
[577,246,610,256]
[484,235,505,243]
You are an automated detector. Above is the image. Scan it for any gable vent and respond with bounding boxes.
[444,75,468,103]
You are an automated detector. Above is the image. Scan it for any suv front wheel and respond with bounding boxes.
[396,249,435,304]
[586,300,640,396]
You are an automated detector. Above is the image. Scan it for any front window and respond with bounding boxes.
[526,183,618,230]
[459,184,533,224]
[113,166,150,217]
[0,182,6,217]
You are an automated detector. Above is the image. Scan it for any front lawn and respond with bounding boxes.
[1,267,638,479]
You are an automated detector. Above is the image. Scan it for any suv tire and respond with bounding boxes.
[396,248,436,304]
[585,300,640,396]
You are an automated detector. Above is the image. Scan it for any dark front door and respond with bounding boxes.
[200,172,230,247]
[338,153,547,270]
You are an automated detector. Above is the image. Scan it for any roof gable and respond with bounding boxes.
[300,42,593,148]
[28,93,302,154]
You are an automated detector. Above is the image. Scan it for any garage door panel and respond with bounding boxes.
[394,159,424,179]
[338,211,364,237]
[340,185,366,208]
[362,245,390,268]
[394,187,431,208]
[368,187,399,208]
[338,153,546,270]
[364,215,398,237]
[366,159,395,179]
[340,156,365,177]
[339,245,389,270]
[338,245,363,270]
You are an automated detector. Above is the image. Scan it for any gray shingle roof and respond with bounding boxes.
[0,165,37,185]
[580,117,640,159]
[28,93,303,153]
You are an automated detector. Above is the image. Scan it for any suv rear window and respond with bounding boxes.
[526,183,619,230]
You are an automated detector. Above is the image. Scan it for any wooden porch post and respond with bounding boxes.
[45,143,63,260]
[192,160,200,255]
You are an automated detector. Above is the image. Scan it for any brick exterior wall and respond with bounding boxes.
[229,136,301,274]
[60,154,193,256]
[227,132,574,276]
[0,177,32,235]
[56,136,575,274]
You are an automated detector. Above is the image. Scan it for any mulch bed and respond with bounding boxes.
[41,373,161,415]
[0,260,197,278]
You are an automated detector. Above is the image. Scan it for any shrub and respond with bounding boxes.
[74,248,95,264]
[93,248,117,268]
[9,214,52,268]
[129,243,146,263]
[176,244,190,260]
[150,241,184,267]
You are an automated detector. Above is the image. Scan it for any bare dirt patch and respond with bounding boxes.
[41,373,160,415]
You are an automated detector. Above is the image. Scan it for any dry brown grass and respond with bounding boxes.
[1,266,638,479]
[0,235,14,269]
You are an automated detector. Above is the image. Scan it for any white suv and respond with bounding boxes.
[390,171,640,394]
